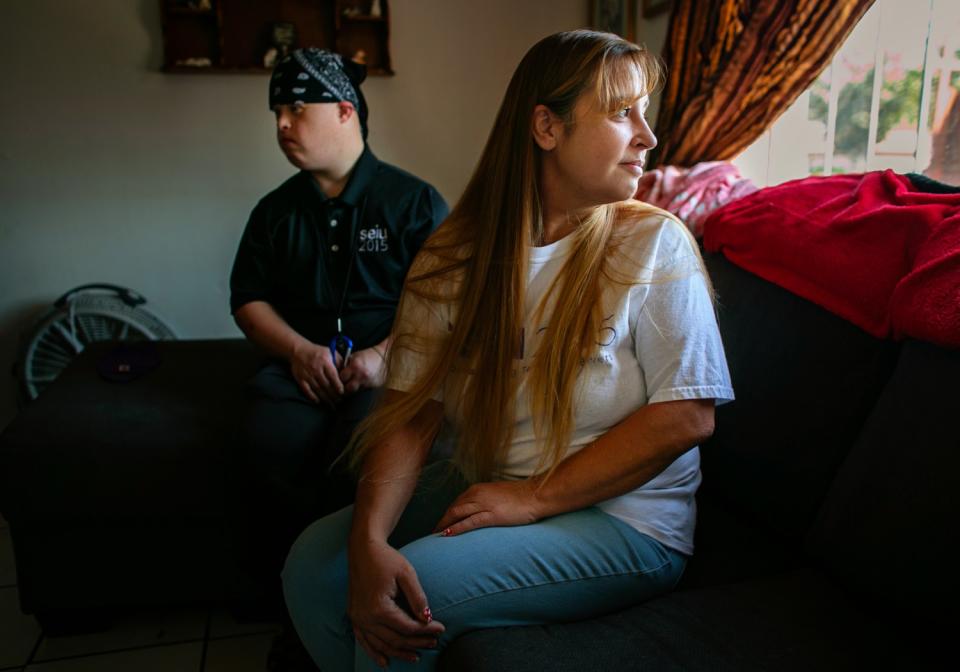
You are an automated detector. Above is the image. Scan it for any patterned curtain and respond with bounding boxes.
[649,0,875,168]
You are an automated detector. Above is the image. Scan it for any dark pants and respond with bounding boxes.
[233,360,377,608]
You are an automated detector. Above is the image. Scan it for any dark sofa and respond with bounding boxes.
[0,339,263,631]
[1,250,956,668]
[442,251,957,671]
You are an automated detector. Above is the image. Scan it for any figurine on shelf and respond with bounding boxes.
[174,56,212,67]
[264,22,296,69]
[263,48,279,68]
[369,0,382,17]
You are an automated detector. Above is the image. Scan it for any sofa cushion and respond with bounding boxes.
[701,251,900,542]
[678,489,799,589]
[0,340,260,524]
[441,569,948,671]
[806,339,960,618]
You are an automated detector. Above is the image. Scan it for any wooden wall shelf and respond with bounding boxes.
[160,0,393,75]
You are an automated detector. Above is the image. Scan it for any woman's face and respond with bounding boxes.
[550,87,657,208]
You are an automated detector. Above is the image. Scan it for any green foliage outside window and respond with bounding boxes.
[809,52,959,164]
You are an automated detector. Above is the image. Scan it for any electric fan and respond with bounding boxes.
[18,284,177,400]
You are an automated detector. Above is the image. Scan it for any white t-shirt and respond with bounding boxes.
[390,215,734,555]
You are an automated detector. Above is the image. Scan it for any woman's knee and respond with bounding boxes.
[395,532,493,639]
[281,510,357,670]
[282,508,353,612]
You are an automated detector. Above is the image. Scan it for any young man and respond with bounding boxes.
[229,48,448,608]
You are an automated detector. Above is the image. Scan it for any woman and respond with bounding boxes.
[282,29,734,671]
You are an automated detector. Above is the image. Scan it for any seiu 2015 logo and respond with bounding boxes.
[359,227,389,252]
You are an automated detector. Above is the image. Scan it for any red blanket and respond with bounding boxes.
[703,170,960,348]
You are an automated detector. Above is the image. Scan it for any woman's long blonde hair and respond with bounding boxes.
[351,30,695,483]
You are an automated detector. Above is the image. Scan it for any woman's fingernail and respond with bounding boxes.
[440,528,451,537]
[423,606,433,622]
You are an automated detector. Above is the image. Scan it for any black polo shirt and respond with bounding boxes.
[230,147,448,350]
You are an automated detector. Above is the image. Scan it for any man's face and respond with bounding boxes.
[274,102,349,172]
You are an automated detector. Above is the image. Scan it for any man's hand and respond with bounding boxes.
[433,480,543,537]
[339,346,387,394]
[290,341,344,406]
[348,539,445,667]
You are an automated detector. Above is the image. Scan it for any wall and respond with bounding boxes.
[0,0,594,429]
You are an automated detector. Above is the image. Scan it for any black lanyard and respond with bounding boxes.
[333,195,368,336]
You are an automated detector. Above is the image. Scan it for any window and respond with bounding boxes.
[734,0,959,187]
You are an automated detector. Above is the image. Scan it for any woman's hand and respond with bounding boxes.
[433,480,543,536]
[289,341,344,406]
[347,539,445,667]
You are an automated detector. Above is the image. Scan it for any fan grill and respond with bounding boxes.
[19,290,177,400]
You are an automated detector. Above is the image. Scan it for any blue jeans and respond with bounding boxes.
[282,463,687,671]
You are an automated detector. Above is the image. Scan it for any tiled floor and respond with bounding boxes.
[0,518,281,671]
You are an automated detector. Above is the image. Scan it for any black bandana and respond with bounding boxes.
[269,48,369,139]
